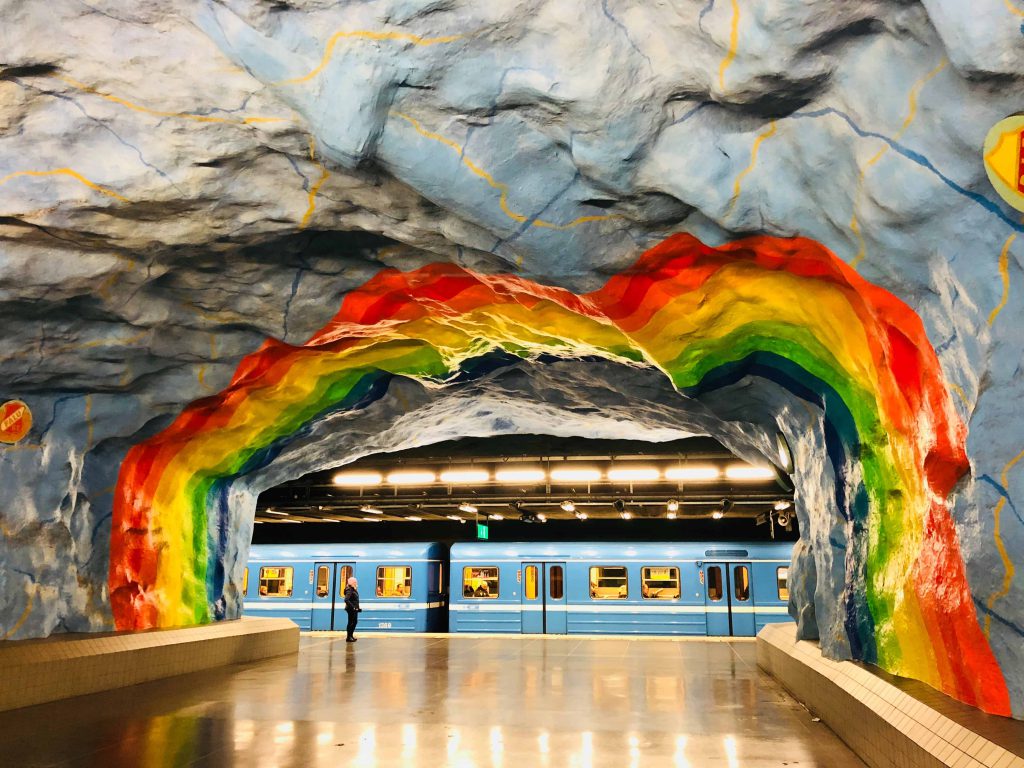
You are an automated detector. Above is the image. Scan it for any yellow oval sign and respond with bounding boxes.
[984,115,1024,212]
[0,400,32,444]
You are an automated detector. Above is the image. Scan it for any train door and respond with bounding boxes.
[521,562,567,634]
[310,562,354,630]
[729,563,755,636]
[703,561,755,636]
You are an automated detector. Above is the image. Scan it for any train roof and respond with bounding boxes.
[247,542,446,560]
[449,541,793,561]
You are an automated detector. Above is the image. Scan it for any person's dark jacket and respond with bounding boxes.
[344,584,361,612]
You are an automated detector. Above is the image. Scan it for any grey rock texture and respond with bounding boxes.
[0,0,1022,717]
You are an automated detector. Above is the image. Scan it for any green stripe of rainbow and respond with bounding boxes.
[109,233,1010,715]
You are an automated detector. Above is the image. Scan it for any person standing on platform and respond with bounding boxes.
[344,576,361,642]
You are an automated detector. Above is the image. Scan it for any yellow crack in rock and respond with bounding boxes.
[725,120,778,218]
[988,232,1016,326]
[848,59,947,269]
[0,168,128,203]
[57,75,286,125]
[276,30,464,86]
[985,446,1024,637]
[717,0,741,91]
[949,382,971,414]
[299,136,330,230]
[1005,0,1024,17]
[1,588,34,641]
[391,111,618,231]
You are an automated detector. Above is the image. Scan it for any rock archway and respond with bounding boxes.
[109,233,1010,715]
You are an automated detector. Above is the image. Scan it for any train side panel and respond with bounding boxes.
[449,562,523,633]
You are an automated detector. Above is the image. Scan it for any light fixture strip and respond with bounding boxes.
[386,470,437,485]
[724,465,776,480]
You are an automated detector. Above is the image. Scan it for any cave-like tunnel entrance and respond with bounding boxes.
[109,233,1010,716]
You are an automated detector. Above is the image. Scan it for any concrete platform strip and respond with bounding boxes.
[757,623,1024,768]
[0,616,298,712]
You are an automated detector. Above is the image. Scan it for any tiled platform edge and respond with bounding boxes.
[0,617,298,712]
[758,623,1024,768]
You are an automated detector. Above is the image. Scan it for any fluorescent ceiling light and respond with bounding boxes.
[386,470,437,485]
[774,500,792,511]
[488,513,504,520]
[494,468,546,483]
[537,513,547,522]
[333,471,383,487]
[281,519,302,524]
[458,503,478,514]
[360,505,383,515]
[440,469,489,484]
[550,467,601,483]
[407,516,423,521]
[363,517,381,523]
[575,511,588,520]
[665,466,720,481]
[320,518,341,523]
[608,466,661,482]
[560,500,576,512]
[620,511,633,520]
[264,509,288,516]
[725,465,775,481]
[666,511,678,520]
[711,511,724,520]
[666,499,680,512]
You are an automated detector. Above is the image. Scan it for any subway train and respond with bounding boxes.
[243,540,793,637]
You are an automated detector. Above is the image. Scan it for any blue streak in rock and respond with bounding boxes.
[791,107,1024,233]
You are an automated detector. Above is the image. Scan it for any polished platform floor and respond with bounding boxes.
[0,634,864,767]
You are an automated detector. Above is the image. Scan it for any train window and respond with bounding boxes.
[641,567,680,599]
[707,566,723,601]
[463,566,499,598]
[337,565,353,596]
[243,568,248,597]
[777,567,789,601]
[315,566,330,598]
[525,565,539,599]
[377,565,412,598]
[549,565,564,600]
[589,566,627,599]
[733,566,750,602]
[258,566,293,597]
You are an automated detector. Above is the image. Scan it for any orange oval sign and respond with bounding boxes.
[984,115,1024,212]
[0,400,32,444]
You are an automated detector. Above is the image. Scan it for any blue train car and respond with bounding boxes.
[449,541,792,637]
[244,542,448,632]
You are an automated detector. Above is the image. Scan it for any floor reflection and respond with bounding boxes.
[0,635,865,767]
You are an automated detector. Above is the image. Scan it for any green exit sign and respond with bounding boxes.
[476,522,489,540]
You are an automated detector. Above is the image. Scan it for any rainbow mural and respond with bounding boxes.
[109,233,1010,715]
